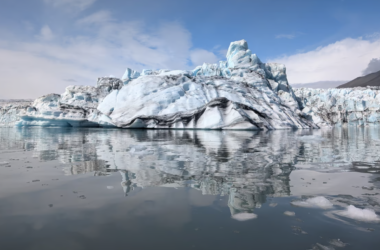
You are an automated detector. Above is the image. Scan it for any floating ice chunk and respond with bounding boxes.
[291,196,333,209]
[284,211,295,216]
[315,243,335,250]
[336,205,380,222]
[329,239,347,248]
[231,213,257,221]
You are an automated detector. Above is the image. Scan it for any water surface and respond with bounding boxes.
[0,127,380,249]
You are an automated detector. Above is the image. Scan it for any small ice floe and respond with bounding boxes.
[269,203,278,207]
[107,186,114,189]
[298,135,326,143]
[284,211,295,216]
[315,243,336,250]
[231,213,257,221]
[291,196,334,209]
[329,239,347,248]
[336,205,380,222]
[291,225,307,234]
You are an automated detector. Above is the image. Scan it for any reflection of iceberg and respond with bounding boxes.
[92,130,297,214]
[63,160,108,175]
[1,126,380,215]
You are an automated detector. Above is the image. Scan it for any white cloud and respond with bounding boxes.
[0,15,217,99]
[362,58,380,75]
[43,0,96,12]
[36,25,54,41]
[276,34,295,39]
[0,48,92,99]
[271,36,380,84]
[190,49,218,66]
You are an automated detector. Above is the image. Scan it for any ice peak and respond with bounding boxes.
[226,39,253,68]
[226,39,249,58]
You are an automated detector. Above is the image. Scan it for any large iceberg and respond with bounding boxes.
[1,40,379,129]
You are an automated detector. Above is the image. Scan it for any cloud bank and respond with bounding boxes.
[362,58,380,75]
[0,11,219,99]
[271,36,380,84]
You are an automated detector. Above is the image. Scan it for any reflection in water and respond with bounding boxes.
[1,127,380,216]
[1,127,380,250]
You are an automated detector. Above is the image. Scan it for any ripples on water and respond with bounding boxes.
[0,127,379,249]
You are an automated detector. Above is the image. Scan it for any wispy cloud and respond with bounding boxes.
[43,0,96,12]
[36,25,54,41]
[0,11,218,98]
[63,79,77,82]
[77,10,113,25]
[270,35,380,83]
[275,34,296,39]
[190,49,218,66]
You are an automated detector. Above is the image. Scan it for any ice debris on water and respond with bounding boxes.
[231,213,257,221]
[291,196,334,209]
[336,205,380,222]
[329,239,347,248]
[314,243,336,250]
[284,211,295,216]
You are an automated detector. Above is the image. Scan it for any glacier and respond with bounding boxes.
[1,39,380,129]
[294,87,380,127]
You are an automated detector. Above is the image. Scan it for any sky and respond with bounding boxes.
[1,0,380,98]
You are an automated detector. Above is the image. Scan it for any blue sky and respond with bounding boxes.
[1,0,380,98]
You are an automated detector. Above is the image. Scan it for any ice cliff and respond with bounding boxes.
[294,87,380,127]
[1,39,380,129]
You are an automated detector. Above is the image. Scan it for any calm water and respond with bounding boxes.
[0,127,380,250]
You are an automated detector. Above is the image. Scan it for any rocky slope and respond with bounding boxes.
[337,70,380,88]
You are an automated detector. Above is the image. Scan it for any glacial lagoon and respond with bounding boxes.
[0,127,380,249]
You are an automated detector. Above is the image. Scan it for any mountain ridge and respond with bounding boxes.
[337,70,380,88]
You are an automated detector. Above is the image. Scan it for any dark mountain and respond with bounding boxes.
[337,70,380,88]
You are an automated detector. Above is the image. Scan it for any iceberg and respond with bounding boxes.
[1,39,379,129]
